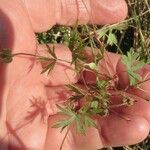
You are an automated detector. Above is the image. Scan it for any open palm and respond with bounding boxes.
[0,0,150,150]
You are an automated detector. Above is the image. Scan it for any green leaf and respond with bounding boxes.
[69,94,84,102]
[75,116,86,134]
[41,59,56,74]
[46,44,57,59]
[96,78,108,89]
[97,28,108,38]
[111,23,128,32]
[56,105,76,117]
[84,116,97,128]
[147,57,150,64]
[85,62,97,70]
[127,51,132,62]
[122,55,131,69]
[107,33,118,46]
[66,84,84,95]
[132,61,145,71]
[122,49,145,86]
[90,107,106,115]
[52,116,75,129]
[91,101,99,109]
[128,70,142,86]
[74,112,98,134]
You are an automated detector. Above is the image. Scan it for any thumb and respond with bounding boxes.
[0,0,37,84]
[0,0,36,53]
[0,0,36,127]
[22,0,128,32]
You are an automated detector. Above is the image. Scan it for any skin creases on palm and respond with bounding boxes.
[5,45,76,150]
[3,46,150,150]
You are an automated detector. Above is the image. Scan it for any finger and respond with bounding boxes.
[45,114,149,149]
[80,50,121,84]
[22,0,128,32]
[110,92,150,125]
[82,49,150,100]
[78,48,150,131]
[99,115,149,147]
[0,0,37,83]
[121,95,150,125]
[0,0,36,141]
[38,44,77,86]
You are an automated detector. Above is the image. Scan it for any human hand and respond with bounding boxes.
[0,0,150,150]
